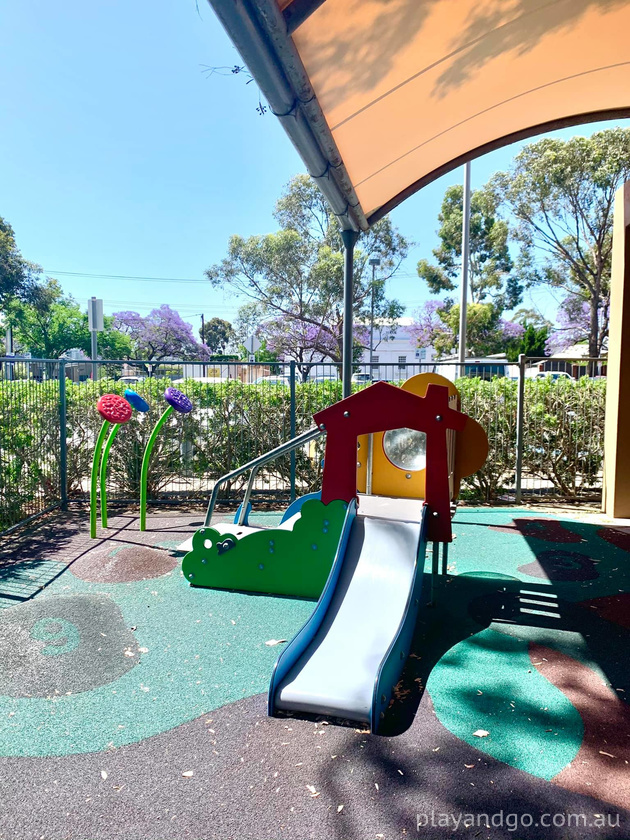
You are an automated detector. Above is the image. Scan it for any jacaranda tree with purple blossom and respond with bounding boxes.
[261,316,369,381]
[408,300,524,359]
[112,305,211,375]
[206,175,407,368]
[545,295,609,356]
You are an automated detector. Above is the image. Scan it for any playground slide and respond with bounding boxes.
[268,500,428,732]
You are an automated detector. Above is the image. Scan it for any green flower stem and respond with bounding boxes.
[99,423,122,529]
[140,405,174,531]
[90,420,111,539]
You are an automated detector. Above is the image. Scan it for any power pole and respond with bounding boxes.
[368,258,381,380]
[458,162,472,377]
[341,230,359,399]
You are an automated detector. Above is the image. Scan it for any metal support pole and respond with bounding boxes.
[458,161,471,378]
[515,353,526,504]
[238,465,261,525]
[429,541,440,605]
[91,330,98,382]
[341,229,359,399]
[369,283,375,374]
[368,257,380,381]
[201,313,206,377]
[289,360,296,503]
[59,361,68,510]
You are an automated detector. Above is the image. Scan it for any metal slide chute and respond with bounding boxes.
[269,500,428,733]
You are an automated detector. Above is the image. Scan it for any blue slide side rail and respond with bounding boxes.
[268,498,357,716]
[280,491,322,524]
[370,504,429,732]
[236,491,323,527]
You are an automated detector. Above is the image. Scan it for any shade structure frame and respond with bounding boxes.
[248,0,366,230]
[283,0,326,35]
[208,0,365,231]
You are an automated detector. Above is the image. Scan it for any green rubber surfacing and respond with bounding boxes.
[0,569,314,757]
[0,505,628,780]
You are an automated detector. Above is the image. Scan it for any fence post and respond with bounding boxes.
[59,360,68,510]
[515,353,526,504]
[289,361,296,503]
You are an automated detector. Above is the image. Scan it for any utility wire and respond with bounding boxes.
[44,270,208,284]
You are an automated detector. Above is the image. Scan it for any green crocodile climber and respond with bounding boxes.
[182,499,349,598]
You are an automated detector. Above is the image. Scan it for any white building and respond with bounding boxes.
[278,318,435,381]
[357,318,435,380]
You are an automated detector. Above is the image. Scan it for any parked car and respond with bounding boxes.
[254,376,290,386]
[118,375,146,385]
[309,374,339,383]
[351,372,372,384]
[535,371,575,381]
[172,376,228,385]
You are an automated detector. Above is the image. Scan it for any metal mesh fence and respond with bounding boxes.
[0,355,608,533]
[65,362,298,507]
[0,359,63,531]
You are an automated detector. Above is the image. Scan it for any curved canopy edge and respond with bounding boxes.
[368,107,630,226]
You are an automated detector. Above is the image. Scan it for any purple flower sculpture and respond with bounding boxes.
[164,387,193,414]
[124,389,151,413]
[139,387,192,532]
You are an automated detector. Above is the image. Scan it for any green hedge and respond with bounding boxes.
[456,377,519,500]
[63,378,339,503]
[520,376,606,497]
[0,376,607,531]
[457,376,606,500]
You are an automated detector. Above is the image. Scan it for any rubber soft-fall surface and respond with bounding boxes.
[270,504,427,730]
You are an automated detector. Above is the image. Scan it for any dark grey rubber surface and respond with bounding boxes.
[0,691,627,840]
[0,595,138,697]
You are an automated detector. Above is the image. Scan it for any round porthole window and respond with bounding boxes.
[383,428,427,472]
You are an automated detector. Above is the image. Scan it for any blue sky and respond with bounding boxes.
[2,0,629,339]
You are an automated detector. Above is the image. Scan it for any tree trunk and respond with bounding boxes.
[588,296,599,377]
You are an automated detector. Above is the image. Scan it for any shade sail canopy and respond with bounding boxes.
[209,0,630,230]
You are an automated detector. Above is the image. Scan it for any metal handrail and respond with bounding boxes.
[204,426,325,527]
[238,464,262,526]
